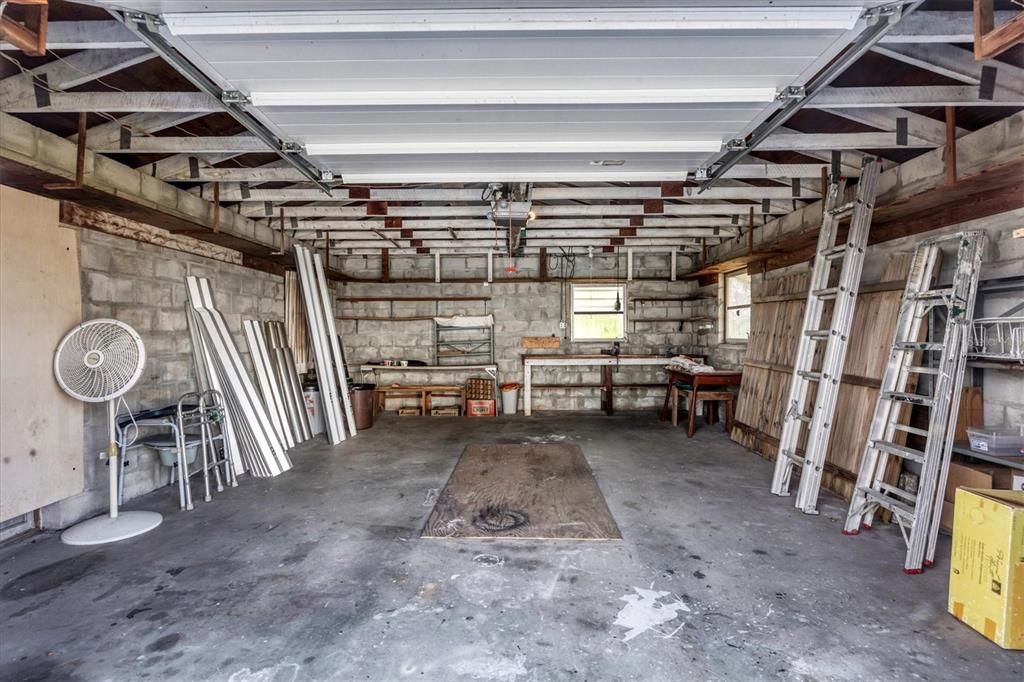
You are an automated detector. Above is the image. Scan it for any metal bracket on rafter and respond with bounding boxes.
[221,91,251,106]
[725,138,748,151]
[776,86,806,101]
[863,4,902,25]
[319,169,335,182]
[124,11,165,31]
[693,167,712,181]
[281,142,303,154]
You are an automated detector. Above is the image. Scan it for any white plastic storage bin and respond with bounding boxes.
[966,425,1024,455]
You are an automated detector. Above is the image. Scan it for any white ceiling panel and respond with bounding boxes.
[102,1,878,182]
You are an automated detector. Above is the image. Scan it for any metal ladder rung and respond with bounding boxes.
[872,439,927,464]
[805,329,831,340]
[908,287,953,301]
[893,423,930,438]
[906,365,939,375]
[881,391,935,407]
[894,341,944,351]
[812,287,840,300]
[797,370,821,382]
[876,482,918,505]
[828,201,855,216]
[781,450,806,467]
[794,414,812,424]
[820,244,848,260]
[860,487,916,519]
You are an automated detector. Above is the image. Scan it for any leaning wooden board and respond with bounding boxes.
[423,443,621,540]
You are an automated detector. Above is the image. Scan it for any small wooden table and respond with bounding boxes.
[374,385,465,416]
[660,368,743,436]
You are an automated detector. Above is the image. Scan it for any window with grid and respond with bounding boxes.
[724,269,752,342]
[571,284,626,342]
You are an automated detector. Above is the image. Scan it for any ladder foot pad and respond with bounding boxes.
[923,560,934,568]
[902,568,924,575]
[841,529,860,536]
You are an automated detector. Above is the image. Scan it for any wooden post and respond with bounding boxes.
[820,166,829,219]
[945,106,958,186]
[0,1,48,56]
[278,207,285,253]
[748,205,755,254]
[381,248,390,282]
[212,181,220,232]
[973,0,1024,60]
[539,247,548,281]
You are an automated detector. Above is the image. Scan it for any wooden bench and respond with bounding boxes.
[374,384,465,416]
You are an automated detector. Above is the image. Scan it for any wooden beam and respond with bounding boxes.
[0,20,143,51]
[0,1,47,56]
[879,10,1017,43]
[974,1,1024,60]
[95,135,268,154]
[381,248,390,282]
[0,49,153,109]
[2,92,220,113]
[872,43,1024,94]
[811,85,1024,108]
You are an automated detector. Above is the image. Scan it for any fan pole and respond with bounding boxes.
[107,400,119,519]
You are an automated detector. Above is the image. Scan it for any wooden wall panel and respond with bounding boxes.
[1,186,84,521]
[732,254,914,500]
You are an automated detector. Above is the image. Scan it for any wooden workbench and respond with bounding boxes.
[522,354,669,416]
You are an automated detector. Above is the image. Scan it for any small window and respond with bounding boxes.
[724,269,751,342]
[571,284,626,342]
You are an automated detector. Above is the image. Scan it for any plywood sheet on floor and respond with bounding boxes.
[422,443,621,540]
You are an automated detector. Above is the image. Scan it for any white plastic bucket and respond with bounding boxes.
[501,383,520,415]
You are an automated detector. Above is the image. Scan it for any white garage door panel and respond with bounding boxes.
[0,186,84,522]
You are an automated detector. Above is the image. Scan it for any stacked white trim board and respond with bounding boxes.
[185,276,292,477]
[243,319,312,447]
[293,245,357,444]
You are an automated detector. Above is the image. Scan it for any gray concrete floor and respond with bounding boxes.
[1,413,1019,681]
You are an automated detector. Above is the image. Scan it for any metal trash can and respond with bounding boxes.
[351,383,376,430]
[500,382,521,415]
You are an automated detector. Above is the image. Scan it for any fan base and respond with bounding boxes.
[61,511,163,546]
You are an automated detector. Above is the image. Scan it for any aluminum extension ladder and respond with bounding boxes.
[770,156,881,513]
[843,231,986,574]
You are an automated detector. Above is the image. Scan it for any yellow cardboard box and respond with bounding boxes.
[948,488,1024,649]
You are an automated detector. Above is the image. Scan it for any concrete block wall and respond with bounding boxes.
[335,251,733,412]
[41,228,284,528]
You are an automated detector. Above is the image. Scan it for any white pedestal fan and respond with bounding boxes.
[54,319,163,545]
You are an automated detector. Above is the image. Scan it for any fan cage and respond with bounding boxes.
[54,319,146,402]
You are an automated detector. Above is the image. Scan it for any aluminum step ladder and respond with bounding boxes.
[843,231,986,574]
[770,156,881,513]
